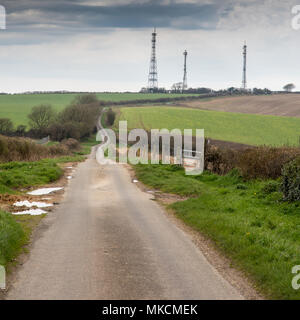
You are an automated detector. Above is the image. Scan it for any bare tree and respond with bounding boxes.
[28,104,56,131]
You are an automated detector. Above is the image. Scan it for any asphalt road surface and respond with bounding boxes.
[7,148,243,300]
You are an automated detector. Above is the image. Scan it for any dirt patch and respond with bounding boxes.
[207,138,253,151]
[179,94,300,118]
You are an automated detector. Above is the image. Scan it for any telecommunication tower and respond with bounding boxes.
[148,28,158,92]
[182,50,188,92]
[242,42,247,90]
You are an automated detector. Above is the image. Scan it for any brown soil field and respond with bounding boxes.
[178,94,300,117]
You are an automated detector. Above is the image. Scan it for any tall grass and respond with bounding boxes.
[0,135,71,162]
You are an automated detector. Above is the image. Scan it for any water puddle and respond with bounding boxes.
[13,200,53,208]
[27,187,63,196]
[12,209,47,216]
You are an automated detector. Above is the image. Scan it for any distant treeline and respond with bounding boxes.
[0,94,102,141]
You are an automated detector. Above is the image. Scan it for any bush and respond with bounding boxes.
[0,135,70,162]
[57,94,101,140]
[28,104,56,131]
[106,109,116,126]
[0,118,13,135]
[204,143,300,180]
[204,144,236,175]
[236,146,300,180]
[261,181,280,195]
[61,138,81,151]
[281,158,300,202]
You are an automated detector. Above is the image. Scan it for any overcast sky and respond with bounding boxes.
[0,0,299,92]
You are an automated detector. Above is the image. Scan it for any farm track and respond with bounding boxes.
[5,147,244,300]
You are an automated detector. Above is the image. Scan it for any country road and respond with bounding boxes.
[6,146,244,300]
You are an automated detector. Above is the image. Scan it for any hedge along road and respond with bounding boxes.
[6,118,244,299]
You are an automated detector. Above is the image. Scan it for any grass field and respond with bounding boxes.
[118,106,300,146]
[0,93,197,126]
[134,163,300,299]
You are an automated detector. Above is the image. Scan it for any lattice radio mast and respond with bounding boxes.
[182,50,188,93]
[148,28,158,92]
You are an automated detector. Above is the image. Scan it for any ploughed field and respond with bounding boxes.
[180,94,300,117]
[0,93,197,126]
[117,106,300,146]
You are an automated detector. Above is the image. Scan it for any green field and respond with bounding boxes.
[118,106,300,146]
[0,93,197,126]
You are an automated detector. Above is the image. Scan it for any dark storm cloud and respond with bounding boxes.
[1,0,224,31]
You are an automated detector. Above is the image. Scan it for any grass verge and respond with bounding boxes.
[0,154,85,271]
[0,210,26,267]
[134,163,300,299]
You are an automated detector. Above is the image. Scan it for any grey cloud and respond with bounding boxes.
[2,0,223,31]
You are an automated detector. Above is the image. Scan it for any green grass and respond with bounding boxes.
[0,93,198,126]
[134,164,300,299]
[0,154,86,194]
[118,106,300,146]
[0,161,63,193]
[0,210,26,266]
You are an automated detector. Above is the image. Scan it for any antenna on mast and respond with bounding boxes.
[242,41,247,90]
[182,50,188,93]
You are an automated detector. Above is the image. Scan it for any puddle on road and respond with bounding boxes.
[27,187,63,196]
[12,209,47,216]
[13,200,53,208]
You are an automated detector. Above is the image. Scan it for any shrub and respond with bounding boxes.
[57,94,101,140]
[204,144,236,175]
[236,146,300,180]
[0,118,13,135]
[61,138,81,151]
[281,158,300,202]
[261,181,280,195]
[28,104,56,131]
[204,143,300,180]
[0,135,69,162]
[106,109,116,126]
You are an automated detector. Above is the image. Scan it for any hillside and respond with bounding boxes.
[180,94,300,117]
[118,106,300,146]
